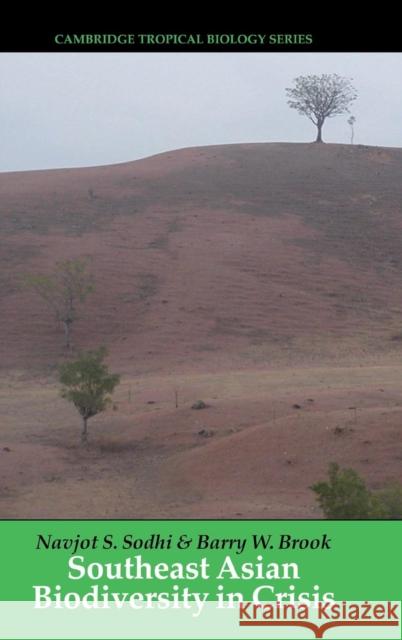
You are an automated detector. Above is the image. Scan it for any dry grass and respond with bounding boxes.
[1,363,402,518]
[1,142,402,517]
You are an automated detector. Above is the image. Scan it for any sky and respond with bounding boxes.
[0,52,401,172]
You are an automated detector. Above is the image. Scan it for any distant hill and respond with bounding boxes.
[2,142,402,372]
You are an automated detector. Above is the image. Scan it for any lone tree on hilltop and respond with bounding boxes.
[286,74,357,143]
[23,257,94,349]
[59,347,120,444]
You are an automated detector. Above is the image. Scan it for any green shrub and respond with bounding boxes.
[375,485,402,519]
[311,463,374,519]
[311,463,402,519]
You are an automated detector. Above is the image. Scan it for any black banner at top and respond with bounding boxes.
[0,22,401,52]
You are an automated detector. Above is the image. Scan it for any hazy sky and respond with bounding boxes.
[1,52,401,172]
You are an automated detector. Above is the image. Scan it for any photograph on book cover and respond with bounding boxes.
[1,48,402,520]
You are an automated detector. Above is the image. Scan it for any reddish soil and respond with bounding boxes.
[1,142,402,518]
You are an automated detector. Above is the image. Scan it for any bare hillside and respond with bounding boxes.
[1,142,402,518]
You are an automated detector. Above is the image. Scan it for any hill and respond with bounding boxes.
[2,142,402,371]
[1,142,402,518]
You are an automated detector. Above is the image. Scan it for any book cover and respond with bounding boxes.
[0,20,400,640]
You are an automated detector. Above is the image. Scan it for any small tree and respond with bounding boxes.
[311,463,374,518]
[286,74,357,143]
[59,347,120,443]
[347,115,356,144]
[23,257,94,349]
